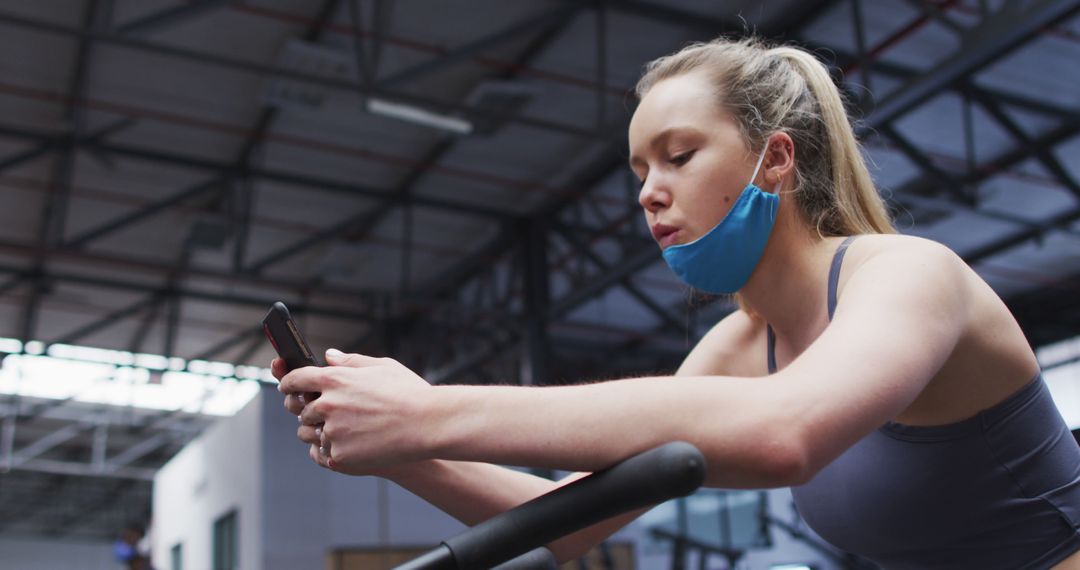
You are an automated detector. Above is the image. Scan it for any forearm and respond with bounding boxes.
[389,460,646,562]
[426,376,804,488]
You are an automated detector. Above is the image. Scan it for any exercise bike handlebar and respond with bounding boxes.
[394,441,707,570]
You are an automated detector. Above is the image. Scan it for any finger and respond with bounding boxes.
[299,400,327,426]
[297,424,319,445]
[325,348,384,368]
[283,393,305,415]
[279,366,326,394]
[309,444,330,469]
[271,358,288,381]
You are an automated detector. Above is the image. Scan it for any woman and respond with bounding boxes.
[277,38,1080,568]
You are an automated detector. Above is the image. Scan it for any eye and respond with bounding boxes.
[670,150,695,166]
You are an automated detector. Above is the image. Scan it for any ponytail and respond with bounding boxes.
[771,47,894,235]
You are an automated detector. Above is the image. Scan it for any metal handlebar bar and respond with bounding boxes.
[394,441,707,570]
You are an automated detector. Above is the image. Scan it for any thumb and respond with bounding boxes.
[325,348,381,368]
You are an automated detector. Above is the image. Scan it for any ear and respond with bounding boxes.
[762,132,796,192]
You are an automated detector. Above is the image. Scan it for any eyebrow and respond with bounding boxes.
[628,126,705,169]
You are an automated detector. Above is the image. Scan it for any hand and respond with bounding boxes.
[279,348,436,476]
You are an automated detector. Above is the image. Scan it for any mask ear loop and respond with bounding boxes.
[749,142,769,187]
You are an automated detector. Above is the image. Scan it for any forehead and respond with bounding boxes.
[629,72,730,149]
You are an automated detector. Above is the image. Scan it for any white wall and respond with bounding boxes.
[0,536,117,570]
[152,385,263,570]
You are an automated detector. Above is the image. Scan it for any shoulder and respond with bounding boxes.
[677,309,769,377]
[844,234,964,269]
[831,234,975,342]
[838,234,971,307]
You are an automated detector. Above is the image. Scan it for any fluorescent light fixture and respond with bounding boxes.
[135,353,170,370]
[0,337,21,354]
[48,343,134,366]
[366,97,473,135]
[770,565,814,570]
[0,336,269,416]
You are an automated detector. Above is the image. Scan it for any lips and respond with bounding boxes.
[651,223,680,248]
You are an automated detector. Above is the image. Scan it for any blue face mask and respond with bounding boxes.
[660,146,779,294]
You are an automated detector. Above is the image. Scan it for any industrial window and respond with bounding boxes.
[170,542,182,570]
[212,510,238,570]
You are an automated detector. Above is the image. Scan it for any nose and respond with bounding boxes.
[638,176,670,214]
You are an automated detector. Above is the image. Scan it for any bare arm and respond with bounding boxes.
[413,241,968,486]
[283,241,969,551]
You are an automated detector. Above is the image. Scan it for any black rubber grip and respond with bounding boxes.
[440,441,706,569]
[491,547,557,570]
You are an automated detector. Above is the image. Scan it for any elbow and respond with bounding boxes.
[760,440,813,487]
[748,424,815,487]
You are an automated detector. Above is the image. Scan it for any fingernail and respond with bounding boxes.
[327,458,336,469]
[297,415,302,424]
[326,348,344,357]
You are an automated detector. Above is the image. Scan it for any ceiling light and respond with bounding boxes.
[366,97,473,135]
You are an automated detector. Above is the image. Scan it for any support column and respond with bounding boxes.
[519,218,551,388]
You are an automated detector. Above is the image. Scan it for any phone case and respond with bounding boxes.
[262,302,320,371]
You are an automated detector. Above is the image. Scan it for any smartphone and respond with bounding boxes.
[262,301,321,371]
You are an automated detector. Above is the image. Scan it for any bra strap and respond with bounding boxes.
[827,236,858,321]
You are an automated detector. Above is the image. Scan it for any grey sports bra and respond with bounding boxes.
[769,236,1080,569]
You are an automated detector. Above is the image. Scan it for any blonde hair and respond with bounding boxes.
[635,37,894,237]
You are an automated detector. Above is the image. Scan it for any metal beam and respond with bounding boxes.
[908,116,1080,263]
[763,0,843,37]
[0,122,512,220]
[855,0,1080,134]
[242,4,581,274]
[0,117,133,175]
[20,0,105,351]
[0,260,378,322]
[877,125,975,205]
[900,0,966,35]
[46,478,147,536]
[103,433,169,472]
[243,138,454,274]
[963,84,1080,201]
[548,246,661,321]
[115,0,234,37]
[520,219,551,387]
[553,223,684,334]
[377,5,579,89]
[0,11,602,140]
[0,237,379,304]
[10,422,93,466]
[610,0,742,33]
[50,293,161,346]
[190,324,264,362]
[830,48,1079,122]
[64,177,223,249]
[228,0,344,272]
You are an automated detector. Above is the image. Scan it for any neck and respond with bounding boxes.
[739,212,837,337]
